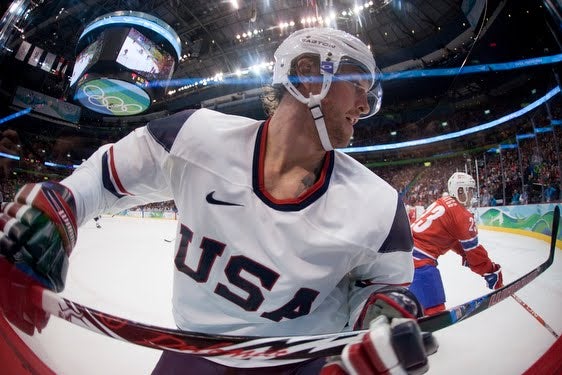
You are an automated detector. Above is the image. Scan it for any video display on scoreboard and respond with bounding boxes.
[70,36,104,87]
[116,28,175,82]
[74,74,151,116]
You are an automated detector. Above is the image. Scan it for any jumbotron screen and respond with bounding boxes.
[69,36,104,87]
[116,28,175,82]
[70,11,181,116]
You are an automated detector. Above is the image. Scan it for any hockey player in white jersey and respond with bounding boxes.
[93,215,101,228]
[0,27,436,374]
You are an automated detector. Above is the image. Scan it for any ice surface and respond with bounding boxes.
[9,216,562,374]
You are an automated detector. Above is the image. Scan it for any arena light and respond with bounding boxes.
[341,86,561,153]
[0,152,19,160]
[382,53,562,81]
[44,161,79,169]
[167,53,562,99]
[0,107,31,125]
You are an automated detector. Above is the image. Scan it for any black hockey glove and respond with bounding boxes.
[0,182,77,292]
[320,287,438,375]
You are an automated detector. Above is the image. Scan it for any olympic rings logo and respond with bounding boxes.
[81,84,144,114]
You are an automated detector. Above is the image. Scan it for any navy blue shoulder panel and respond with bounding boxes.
[146,109,198,152]
[378,199,413,253]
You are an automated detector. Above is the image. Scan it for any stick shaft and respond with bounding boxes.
[7,207,560,360]
[511,293,559,338]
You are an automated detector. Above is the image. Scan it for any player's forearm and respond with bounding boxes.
[464,245,495,275]
[62,144,116,226]
[62,127,173,225]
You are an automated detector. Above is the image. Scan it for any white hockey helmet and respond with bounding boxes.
[272,28,382,150]
[447,172,476,206]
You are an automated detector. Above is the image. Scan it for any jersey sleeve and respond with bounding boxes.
[450,207,496,275]
[347,200,414,328]
[61,109,196,225]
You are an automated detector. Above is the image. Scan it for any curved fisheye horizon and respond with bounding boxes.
[0,0,561,374]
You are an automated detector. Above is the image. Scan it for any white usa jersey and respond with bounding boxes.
[62,108,413,367]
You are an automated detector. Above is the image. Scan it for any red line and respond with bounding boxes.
[108,146,132,196]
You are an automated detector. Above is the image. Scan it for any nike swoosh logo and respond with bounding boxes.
[206,191,243,206]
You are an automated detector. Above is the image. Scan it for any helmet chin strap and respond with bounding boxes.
[307,93,334,151]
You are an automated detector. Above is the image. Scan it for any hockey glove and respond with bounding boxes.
[0,257,49,335]
[0,182,77,292]
[321,287,438,375]
[483,263,503,290]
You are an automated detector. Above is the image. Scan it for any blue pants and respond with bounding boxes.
[409,265,446,310]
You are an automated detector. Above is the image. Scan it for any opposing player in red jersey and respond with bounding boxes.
[409,172,504,315]
[406,204,417,223]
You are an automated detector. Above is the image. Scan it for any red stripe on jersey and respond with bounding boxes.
[256,119,331,205]
[108,146,132,196]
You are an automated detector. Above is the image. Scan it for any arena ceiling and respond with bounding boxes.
[2,0,559,101]
[0,0,560,162]
[1,0,556,100]
[8,0,473,77]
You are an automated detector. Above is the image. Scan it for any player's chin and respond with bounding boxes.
[330,131,354,149]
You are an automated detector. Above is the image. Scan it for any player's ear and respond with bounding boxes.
[295,56,320,91]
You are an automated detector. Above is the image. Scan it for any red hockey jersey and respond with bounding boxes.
[410,195,495,276]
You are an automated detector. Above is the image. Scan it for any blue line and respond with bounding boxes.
[0,108,31,125]
[158,53,562,89]
[382,54,562,81]
[0,152,20,160]
[44,161,76,169]
[341,86,561,153]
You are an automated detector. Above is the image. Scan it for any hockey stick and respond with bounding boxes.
[7,206,562,360]
[511,293,559,338]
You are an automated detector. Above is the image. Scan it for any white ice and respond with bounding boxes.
[10,216,562,374]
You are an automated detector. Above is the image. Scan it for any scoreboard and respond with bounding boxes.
[70,11,180,116]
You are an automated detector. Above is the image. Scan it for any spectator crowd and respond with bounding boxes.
[1,105,560,211]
